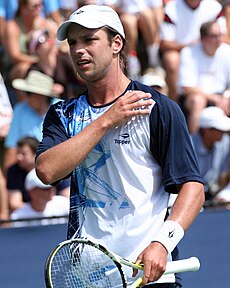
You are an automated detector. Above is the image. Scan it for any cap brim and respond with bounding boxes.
[57,20,104,41]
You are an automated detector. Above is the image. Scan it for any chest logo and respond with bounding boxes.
[114,133,130,145]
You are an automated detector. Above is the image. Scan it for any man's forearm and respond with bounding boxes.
[36,115,110,184]
[168,182,205,231]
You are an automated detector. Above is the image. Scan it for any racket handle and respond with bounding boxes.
[130,277,143,288]
[130,257,200,287]
[165,257,200,274]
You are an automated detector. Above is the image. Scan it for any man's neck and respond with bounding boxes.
[87,73,130,106]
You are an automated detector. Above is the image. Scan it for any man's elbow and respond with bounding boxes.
[35,155,54,185]
[198,183,205,208]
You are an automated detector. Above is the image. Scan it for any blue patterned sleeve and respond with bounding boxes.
[36,103,69,158]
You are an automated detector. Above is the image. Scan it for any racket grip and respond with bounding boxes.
[165,257,200,274]
[130,277,143,288]
[130,257,200,287]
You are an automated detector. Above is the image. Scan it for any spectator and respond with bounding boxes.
[0,0,18,49]
[7,137,39,211]
[28,29,86,99]
[42,0,63,25]
[160,0,225,101]
[7,136,70,212]
[191,106,230,203]
[178,20,230,134]
[78,0,98,7]
[59,0,79,19]
[215,183,230,207]
[115,0,164,79]
[11,168,69,227]
[0,0,62,22]
[3,70,63,173]
[222,0,230,43]
[0,73,13,140]
[0,167,9,222]
[4,0,58,84]
[140,67,167,94]
[0,72,13,169]
[214,152,230,208]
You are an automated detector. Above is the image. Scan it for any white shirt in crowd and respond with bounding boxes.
[11,195,69,227]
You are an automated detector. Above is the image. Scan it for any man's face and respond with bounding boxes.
[67,24,116,82]
[17,144,35,170]
[30,186,55,204]
[202,23,223,54]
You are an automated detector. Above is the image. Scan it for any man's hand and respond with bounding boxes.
[102,91,154,129]
[133,242,168,286]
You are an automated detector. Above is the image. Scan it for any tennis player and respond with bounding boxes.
[35,5,205,287]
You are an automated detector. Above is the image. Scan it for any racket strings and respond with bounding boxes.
[49,242,126,287]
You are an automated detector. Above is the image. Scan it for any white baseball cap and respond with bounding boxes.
[25,169,52,191]
[199,106,230,131]
[140,73,166,88]
[57,4,125,41]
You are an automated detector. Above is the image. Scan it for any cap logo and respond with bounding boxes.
[73,9,84,15]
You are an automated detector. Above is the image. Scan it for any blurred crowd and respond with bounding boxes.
[0,0,230,225]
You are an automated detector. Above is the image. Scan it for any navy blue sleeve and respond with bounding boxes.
[36,102,69,158]
[149,92,204,193]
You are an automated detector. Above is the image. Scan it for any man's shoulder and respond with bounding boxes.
[133,80,182,116]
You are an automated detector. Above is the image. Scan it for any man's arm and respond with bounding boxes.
[160,40,185,53]
[36,91,153,184]
[8,189,24,211]
[0,168,9,221]
[134,181,204,286]
[168,182,204,230]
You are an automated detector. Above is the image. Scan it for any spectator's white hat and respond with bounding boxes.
[12,71,63,97]
[199,106,230,131]
[57,4,125,41]
[25,169,52,191]
[140,73,166,88]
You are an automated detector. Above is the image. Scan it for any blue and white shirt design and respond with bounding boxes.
[37,81,203,285]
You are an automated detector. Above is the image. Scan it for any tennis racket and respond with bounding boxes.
[45,238,200,288]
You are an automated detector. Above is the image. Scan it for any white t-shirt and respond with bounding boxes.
[160,0,225,44]
[216,182,230,201]
[11,195,69,226]
[178,43,230,94]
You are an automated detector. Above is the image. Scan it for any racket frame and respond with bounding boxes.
[45,238,200,288]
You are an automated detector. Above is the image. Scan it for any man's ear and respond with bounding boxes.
[112,34,123,54]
